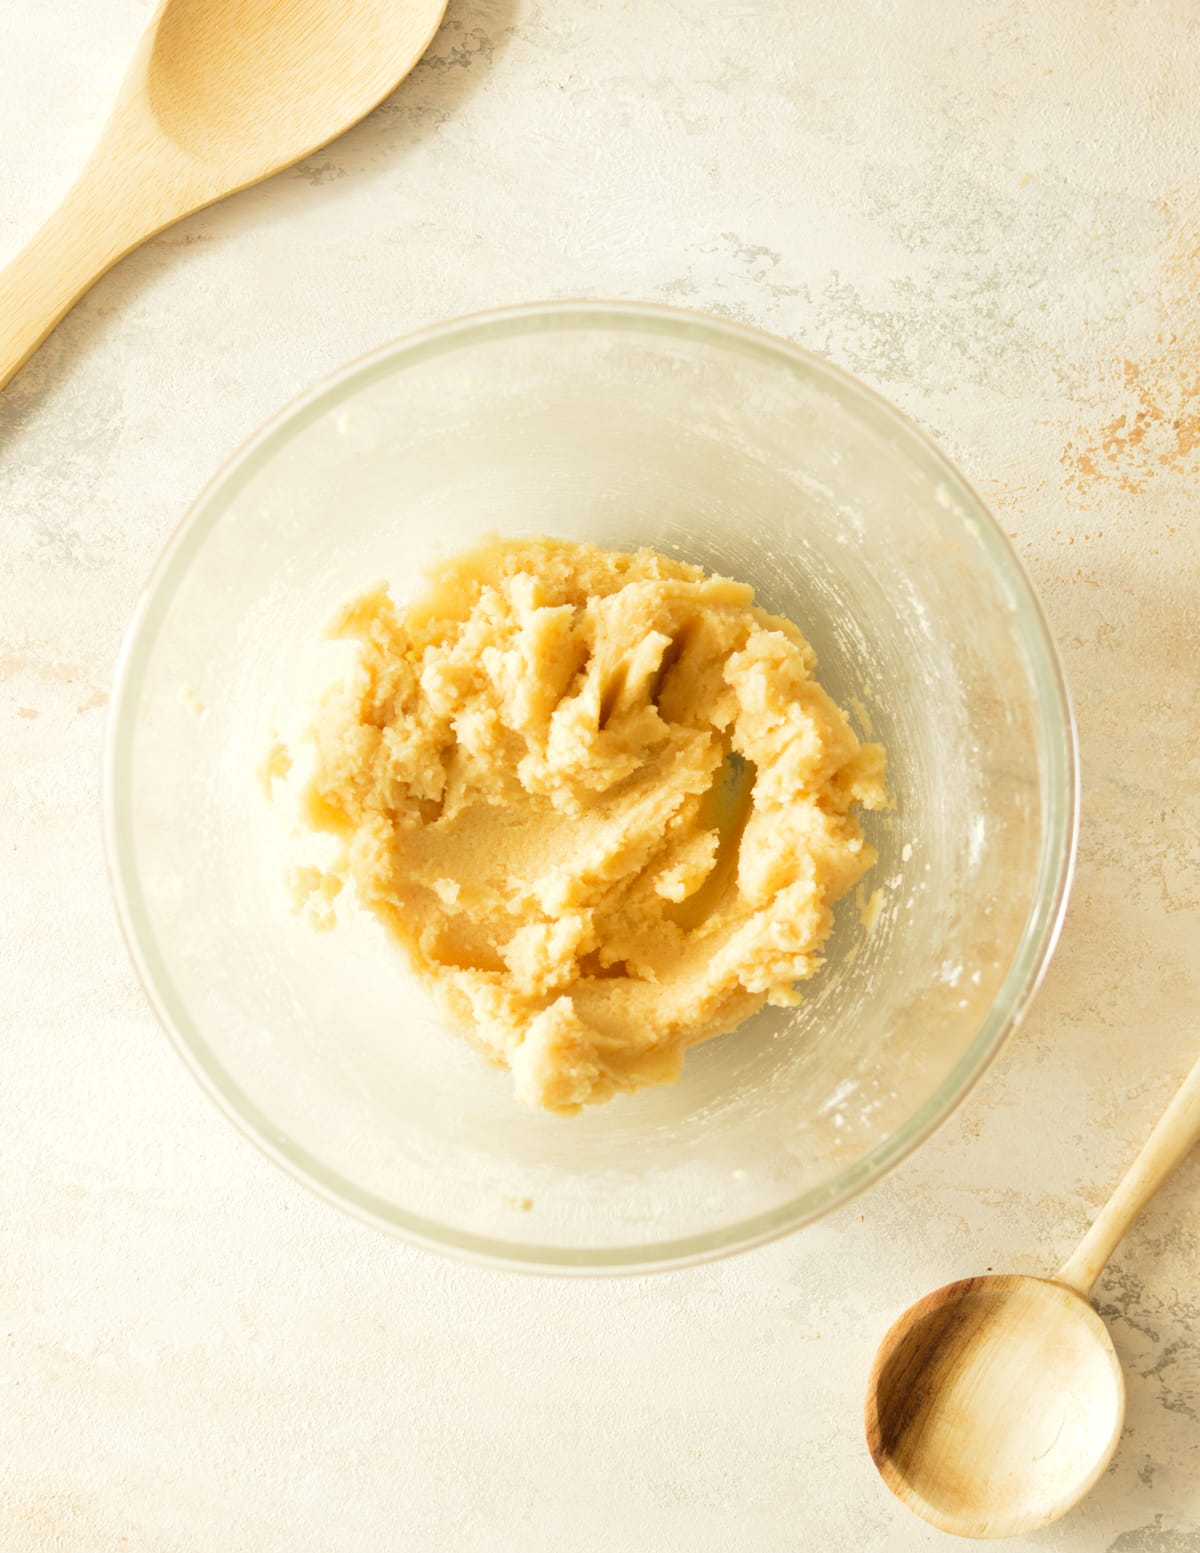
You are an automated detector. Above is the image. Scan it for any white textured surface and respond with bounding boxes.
[2,1,1199,1547]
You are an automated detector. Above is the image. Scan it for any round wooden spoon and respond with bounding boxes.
[866,1052,1200,1539]
[0,0,448,390]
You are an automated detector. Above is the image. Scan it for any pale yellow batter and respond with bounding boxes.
[285,537,887,1114]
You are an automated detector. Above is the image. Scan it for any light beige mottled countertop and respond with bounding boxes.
[2,2,1198,1549]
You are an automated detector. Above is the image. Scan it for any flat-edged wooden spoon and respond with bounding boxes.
[0,0,448,390]
[866,1052,1200,1539]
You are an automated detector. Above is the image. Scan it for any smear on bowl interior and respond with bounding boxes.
[273,536,887,1114]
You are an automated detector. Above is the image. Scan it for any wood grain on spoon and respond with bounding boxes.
[0,0,448,389]
[866,1051,1200,1539]
[866,1275,1123,1539]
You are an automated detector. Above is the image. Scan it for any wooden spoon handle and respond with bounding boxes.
[1057,1051,1200,1296]
[0,164,160,390]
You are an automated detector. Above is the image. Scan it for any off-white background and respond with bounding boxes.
[2,2,1198,1549]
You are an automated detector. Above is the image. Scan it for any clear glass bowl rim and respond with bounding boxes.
[104,299,1079,1275]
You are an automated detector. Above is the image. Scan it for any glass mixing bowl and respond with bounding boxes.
[105,302,1076,1273]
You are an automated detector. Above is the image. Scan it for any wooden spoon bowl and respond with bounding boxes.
[867,1275,1124,1539]
[0,0,448,388]
[866,1053,1200,1539]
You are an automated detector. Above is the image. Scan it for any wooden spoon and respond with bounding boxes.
[0,0,448,390]
[866,1052,1200,1539]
